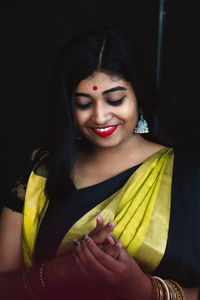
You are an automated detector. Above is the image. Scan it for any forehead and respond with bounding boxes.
[76,72,129,92]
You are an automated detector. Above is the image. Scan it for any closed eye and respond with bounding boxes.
[75,95,126,109]
[75,102,92,109]
[107,96,126,106]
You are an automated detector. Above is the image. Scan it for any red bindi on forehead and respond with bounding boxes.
[93,85,98,91]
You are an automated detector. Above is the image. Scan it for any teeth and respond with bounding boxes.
[94,126,113,132]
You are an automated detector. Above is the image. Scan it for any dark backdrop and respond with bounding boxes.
[1,1,199,209]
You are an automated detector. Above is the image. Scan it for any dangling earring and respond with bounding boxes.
[74,130,82,141]
[134,114,149,134]
[76,135,82,141]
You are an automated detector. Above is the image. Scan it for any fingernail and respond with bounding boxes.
[82,234,89,241]
[108,220,115,227]
[81,234,87,241]
[73,239,79,247]
[85,236,90,243]
[116,241,123,249]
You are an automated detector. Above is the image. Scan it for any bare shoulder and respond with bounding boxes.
[141,139,167,159]
[0,207,24,272]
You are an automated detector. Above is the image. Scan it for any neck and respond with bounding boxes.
[80,134,146,159]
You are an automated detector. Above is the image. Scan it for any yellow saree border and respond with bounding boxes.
[22,173,49,267]
[22,147,174,272]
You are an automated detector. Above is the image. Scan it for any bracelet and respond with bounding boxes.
[166,279,186,300]
[153,276,170,300]
[146,274,186,300]
[39,262,48,293]
[165,281,176,300]
[156,279,165,300]
[23,266,41,299]
[23,262,48,299]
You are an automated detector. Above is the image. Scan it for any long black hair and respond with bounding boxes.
[45,27,159,202]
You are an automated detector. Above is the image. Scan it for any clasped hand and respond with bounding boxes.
[73,216,154,300]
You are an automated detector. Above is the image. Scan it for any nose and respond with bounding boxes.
[91,102,112,125]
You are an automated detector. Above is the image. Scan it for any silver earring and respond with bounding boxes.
[75,131,82,141]
[76,136,82,141]
[134,114,149,134]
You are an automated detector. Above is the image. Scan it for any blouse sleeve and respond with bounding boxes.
[4,148,49,214]
[4,176,28,213]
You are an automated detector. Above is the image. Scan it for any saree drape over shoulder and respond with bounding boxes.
[22,147,174,274]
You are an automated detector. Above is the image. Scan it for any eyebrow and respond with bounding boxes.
[75,86,127,98]
[102,86,127,95]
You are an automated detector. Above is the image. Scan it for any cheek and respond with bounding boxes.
[75,110,90,127]
[75,110,82,127]
[116,103,138,122]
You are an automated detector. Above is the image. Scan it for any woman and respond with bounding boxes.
[0,27,199,299]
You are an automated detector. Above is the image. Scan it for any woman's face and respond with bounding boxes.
[75,72,139,149]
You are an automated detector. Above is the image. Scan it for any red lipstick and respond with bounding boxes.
[92,125,118,137]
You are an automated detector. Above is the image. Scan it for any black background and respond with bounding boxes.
[1,1,199,209]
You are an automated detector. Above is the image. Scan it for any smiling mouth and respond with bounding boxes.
[91,125,118,137]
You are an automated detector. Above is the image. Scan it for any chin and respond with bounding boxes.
[91,137,123,149]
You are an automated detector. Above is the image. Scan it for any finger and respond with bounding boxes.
[86,236,122,273]
[72,253,90,279]
[75,236,102,281]
[96,215,104,230]
[105,234,116,246]
[89,215,105,237]
[113,242,123,258]
[101,244,117,257]
[92,220,116,245]
[72,252,100,286]
[99,241,123,258]
[117,247,135,264]
[76,236,112,280]
[73,238,87,266]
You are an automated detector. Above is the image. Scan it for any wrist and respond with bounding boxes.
[183,287,198,300]
[45,254,81,289]
[23,258,68,299]
[44,256,69,289]
[143,274,156,300]
[23,264,47,299]
[124,273,156,300]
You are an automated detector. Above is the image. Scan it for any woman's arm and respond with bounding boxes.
[183,288,198,300]
[0,207,24,272]
[0,206,84,299]
[0,206,32,299]
[0,250,90,299]
[0,210,117,299]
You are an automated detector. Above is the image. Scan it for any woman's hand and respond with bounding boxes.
[74,236,155,300]
[89,215,115,245]
[88,215,121,258]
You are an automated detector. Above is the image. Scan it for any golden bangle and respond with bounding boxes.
[166,279,186,300]
[145,275,186,300]
[23,263,48,299]
[153,276,170,300]
[156,279,165,300]
[39,262,47,293]
[23,266,40,299]
[165,281,176,300]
